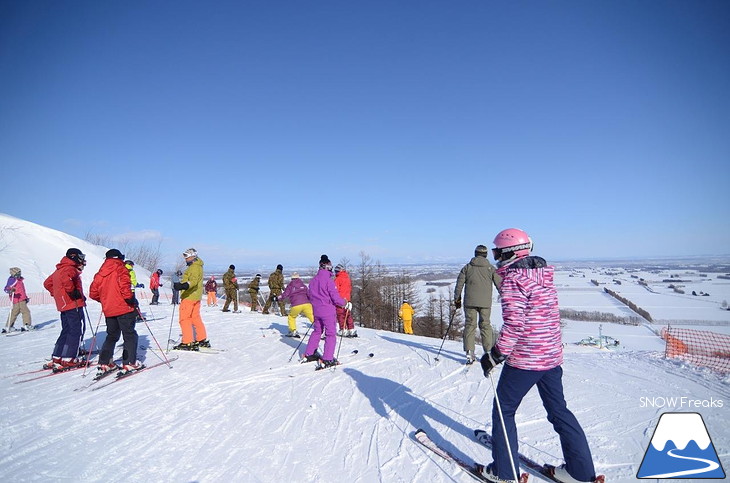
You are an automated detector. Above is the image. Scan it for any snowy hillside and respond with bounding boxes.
[0,213,154,294]
[1,214,728,483]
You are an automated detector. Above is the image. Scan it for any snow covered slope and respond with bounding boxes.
[0,302,728,483]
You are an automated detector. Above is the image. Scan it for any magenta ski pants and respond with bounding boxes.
[304,313,337,361]
[490,364,595,482]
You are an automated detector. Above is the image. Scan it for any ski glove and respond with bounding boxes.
[480,347,506,377]
[125,297,139,307]
[454,298,461,309]
[173,282,190,291]
[69,289,83,300]
[344,302,353,311]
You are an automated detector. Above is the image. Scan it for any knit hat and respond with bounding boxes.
[125,260,134,266]
[156,269,163,275]
[105,248,125,260]
[474,245,489,257]
[276,264,283,271]
[319,254,332,271]
[291,272,300,279]
[229,264,235,270]
[9,267,21,277]
[334,264,344,273]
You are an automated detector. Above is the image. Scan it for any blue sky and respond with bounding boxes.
[1,1,728,270]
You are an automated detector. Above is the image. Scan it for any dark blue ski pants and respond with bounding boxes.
[52,307,86,359]
[491,364,595,482]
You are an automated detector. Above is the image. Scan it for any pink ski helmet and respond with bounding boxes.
[492,228,533,260]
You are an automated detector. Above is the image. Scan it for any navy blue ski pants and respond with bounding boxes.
[52,307,85,359]
[491,364,595,482]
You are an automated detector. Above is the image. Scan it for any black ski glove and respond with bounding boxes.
[480,347,506,377]
[69,289,83,300]
[454,299,462,309]
[174,282,189,291]
[125,297,139,307]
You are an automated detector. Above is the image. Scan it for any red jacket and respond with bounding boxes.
[150,272,161,290]
[90,258,134,317]
[43,257,86,312]
[334,270,352,302]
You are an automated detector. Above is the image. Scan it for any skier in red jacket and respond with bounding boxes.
[89,249,142,375]
[42,248,88,370]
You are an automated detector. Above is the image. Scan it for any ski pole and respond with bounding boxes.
[137,307,172,367]
[434,307,458,362]
[166,302,177,351]
[489,371,520,483]
[5,293,12,331]
[82,309,104,377]
[288,323,312,362]
[335,307,350,361]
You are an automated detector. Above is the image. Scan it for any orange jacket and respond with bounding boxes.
[334,270,352,301]
[43,257,86,312]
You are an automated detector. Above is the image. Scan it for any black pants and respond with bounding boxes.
[151,288,160,304]
[99,311,138,366]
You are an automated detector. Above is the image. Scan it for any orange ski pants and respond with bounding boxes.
[179,298,207,343]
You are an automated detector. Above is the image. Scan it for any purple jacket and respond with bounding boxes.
[4,276,28,304]
[280,278,310,307]
[308,269,346,318]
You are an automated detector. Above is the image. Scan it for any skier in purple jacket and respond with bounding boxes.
[301,255,350,367]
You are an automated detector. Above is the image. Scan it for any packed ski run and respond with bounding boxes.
[2,299,728,482]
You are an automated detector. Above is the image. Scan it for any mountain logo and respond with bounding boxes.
[637,412,725,479]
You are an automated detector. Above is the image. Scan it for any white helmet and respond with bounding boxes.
[182,248,198,258]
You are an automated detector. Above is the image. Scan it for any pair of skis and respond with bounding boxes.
[76,356,179,391]
[414,429,605,483]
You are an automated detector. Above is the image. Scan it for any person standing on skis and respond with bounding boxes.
[248,274,262,312]
[301,255,350,368]
[263,264,286,316]
[206,275,219,307]
[42,248,88,370]
[279,272,314,338]
[3,267,33,332]
[222,265,238,312]
[172,248,211,351]
[479,229,597,483]
[150,269,163,305]
[454,244,501,364]
[334,263,356,337]
[89,249,142,376]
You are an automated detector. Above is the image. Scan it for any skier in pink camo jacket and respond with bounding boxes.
[301,255,350,368]
[478,228,597,483]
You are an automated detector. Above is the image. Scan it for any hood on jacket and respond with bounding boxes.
[498,256,553,288]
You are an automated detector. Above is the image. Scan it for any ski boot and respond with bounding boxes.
[95,362,119,380]
[301,351,322,363]
[316,358,340,370]
[21,325,34,332]
[118,361,145,376]
[194,339,211,349]
[53,357,86,373]
[477,463,520,483]
[43,357,63,370]
[465,351,476,365]
[173,342,199,351]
